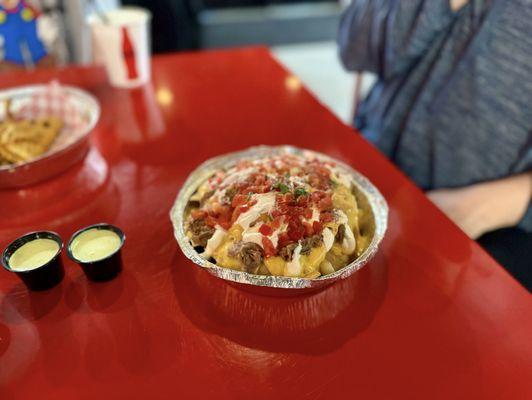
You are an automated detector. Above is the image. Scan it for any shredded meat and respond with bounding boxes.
[224,186,238,203]
[229,242,264,272]
[335,224,346,243]
[279,243,298,261]
[189,218,215,247]
[300,234,323,255]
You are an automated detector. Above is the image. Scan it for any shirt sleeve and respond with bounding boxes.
[338,0,457,80]
[514,142,532,232]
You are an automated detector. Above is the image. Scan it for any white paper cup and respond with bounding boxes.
[88,7,151,88]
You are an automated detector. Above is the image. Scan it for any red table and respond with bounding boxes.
[0,48,530,400]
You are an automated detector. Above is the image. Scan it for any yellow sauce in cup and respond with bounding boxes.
[9,239,59,271]
[70,229,122,262]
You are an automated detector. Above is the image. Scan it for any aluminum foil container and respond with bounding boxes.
[170,145,388,293]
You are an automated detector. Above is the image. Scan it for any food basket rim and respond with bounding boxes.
[0,84,101,172]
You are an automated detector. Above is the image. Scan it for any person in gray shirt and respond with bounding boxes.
[338,0,531,287]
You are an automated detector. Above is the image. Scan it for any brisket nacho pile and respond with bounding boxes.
[185,153,372,278]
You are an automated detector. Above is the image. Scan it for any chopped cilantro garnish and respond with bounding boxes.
[273,182,290,194]
[329,178,338,188]
[294,187,308,197]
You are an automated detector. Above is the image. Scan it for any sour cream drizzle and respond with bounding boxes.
[307,208,320,224]
[322,228,335,251]
[284,243,303,277]
[220,167,256,187]
[326,165,353,189]
[241,221,285,249]
[204,226,227,257]
[241,234,262,248]
[335,210,356,254]
[236,192,276,229]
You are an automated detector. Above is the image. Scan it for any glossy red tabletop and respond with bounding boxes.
[0,48,530,400]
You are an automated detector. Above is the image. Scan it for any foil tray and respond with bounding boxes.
[170,145,388,292]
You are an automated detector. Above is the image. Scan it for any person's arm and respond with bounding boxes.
[427,173,532,239]
[449,0,469,11]
[338,0,467,80]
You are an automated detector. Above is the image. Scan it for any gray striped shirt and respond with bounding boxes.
[338,0,531,230]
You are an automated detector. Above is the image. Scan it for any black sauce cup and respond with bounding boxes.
[1,231,65,291]
[67,223,125,282]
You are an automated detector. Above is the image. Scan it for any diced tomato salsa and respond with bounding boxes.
[261,237,276,257]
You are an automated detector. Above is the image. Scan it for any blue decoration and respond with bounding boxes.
[0,1,47,65]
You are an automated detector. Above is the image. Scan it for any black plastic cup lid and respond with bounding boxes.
[2,231,63,273]
[66,223,126,264]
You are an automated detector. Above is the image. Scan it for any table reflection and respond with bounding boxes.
[172,250,388,355]
[0,147,116,235]
[100,84,166,147]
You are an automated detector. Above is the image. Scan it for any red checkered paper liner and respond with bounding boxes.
[16,81,90,149]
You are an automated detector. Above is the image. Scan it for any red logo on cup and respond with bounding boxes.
[121,27,139,80]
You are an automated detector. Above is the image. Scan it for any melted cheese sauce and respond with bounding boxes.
[9,239,59,271]
[70,229,122,263]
